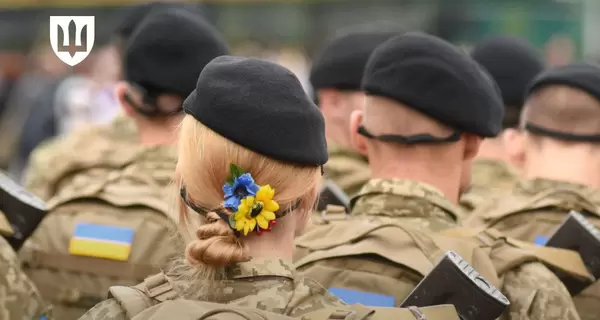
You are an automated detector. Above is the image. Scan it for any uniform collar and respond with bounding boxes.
[349,178,462,224]
[471,158,520,188]
[226,258,295,280]
[516,178,600,198]
[326,142,368,163]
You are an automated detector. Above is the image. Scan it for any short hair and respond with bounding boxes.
[522,85,600,139]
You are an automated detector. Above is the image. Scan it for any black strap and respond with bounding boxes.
[525,122,600,142]
[358,125,461,145]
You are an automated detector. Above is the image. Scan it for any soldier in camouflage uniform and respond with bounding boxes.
[24,2,200,200]
[19,9,230,320]
[468,62,600,320]
[0,210,49,320]
[309,28,399,196]
[296,33,580,320]
[460,36,545,212]
[78,54,348,319]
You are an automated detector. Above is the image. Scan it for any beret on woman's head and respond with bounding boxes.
[183,56,328,166]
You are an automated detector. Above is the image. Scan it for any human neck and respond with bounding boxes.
[524,148,600,190]
[136,117,181,146]
[325,121,352,150]
[476,138,507,163]
[242,215,296,261]
[370,153,463,204]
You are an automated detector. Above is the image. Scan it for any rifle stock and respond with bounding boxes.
[545,210,600,295]
[0,171,46,250]
[400,251,509,320]
[316,179,350,213]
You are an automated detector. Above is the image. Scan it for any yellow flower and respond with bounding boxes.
[233,185,279,236]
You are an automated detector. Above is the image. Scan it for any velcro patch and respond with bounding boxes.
[534,235,549,246]
[328,287,395,307]
[69,223,135,261]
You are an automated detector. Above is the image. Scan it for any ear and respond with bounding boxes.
[349,109,368,156]
[503,128,526,169]
[462,133,482,160]
[115,82,136,117]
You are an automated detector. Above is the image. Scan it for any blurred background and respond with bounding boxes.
[0,0,598,179]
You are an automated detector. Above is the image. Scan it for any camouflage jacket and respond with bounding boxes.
[25,116,137,201]
[460,159,521,212]
[78,258,344,320]
[0,236,50,320]
[350,178,460,231]
[349,179,579,320]
[324,143,370,197]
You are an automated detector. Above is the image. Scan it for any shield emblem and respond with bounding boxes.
[50,16,95,67]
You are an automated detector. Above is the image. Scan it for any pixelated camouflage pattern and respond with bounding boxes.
[350,179,460,231]
[24,115,137,201]
[324,143,370,197]
[0,236,50,320]
[349,179,579,320]
[79,259,344,320]
[468,178,600,320]
[460,159,521,212]
[502,262,580,320]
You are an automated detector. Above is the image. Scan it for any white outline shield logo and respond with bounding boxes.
[50,16,95,66]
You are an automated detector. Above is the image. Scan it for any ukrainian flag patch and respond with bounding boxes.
[534,235,548,246]
[69,223,135,261]
[328,287,395,307]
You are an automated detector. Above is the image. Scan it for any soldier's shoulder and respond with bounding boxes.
[78,298,127,320]
[286,275,344,316]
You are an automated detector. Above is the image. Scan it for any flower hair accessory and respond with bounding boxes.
[222,164,280,236]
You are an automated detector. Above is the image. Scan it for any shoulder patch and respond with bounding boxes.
[69,223,135,261]
[534,235,548,246]
[328,287,395,307]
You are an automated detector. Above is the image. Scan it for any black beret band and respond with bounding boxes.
[124,8,229,98]
[362,32,504,137]
[527,62,600,104]
[184,56,328,166]
[310,30,400,91]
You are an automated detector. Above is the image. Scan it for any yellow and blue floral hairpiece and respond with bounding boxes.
[181,163,299,237]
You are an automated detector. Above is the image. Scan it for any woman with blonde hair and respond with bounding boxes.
[78,55,342,319]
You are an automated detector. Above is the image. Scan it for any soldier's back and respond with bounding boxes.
[324,143,370,197]
[467,178,600,320]
[24,116,137,201]
[20,143,180,320]
[79,258,344,320]
[295,216,499,307]
[460,158,520,212]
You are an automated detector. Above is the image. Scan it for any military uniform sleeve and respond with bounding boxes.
[502,262,580,320]
[77,299,127,320]
[23,139,59,200]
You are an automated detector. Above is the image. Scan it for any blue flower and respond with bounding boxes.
[223,173,259,210]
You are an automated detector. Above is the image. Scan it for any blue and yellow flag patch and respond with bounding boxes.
[328,287,395,307]
[69,223,135,261]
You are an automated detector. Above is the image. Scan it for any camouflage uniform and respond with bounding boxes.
[0,230,49,319]
[298,179,580,320]
[460,158,520,212]
[469,178,600,320]
[24,115,137,201]
[324,143,370,197]
[78,258,344,320]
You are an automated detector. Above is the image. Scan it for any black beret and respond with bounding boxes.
[310,30,400,91]
[527,62,600,102]
[471,36,544,108]
[183,56,328,166]
[124,9,229,98]
[362,32,504,137]
[114,2,203,41]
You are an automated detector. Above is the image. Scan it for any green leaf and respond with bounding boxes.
[229,163,246,179]
[225,176,235,185]
[228,214,237,229]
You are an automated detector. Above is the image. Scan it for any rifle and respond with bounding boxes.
[316,179,350,213]
[544,210,600,295]
[0,171,46,250]
[400,251,509,320]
